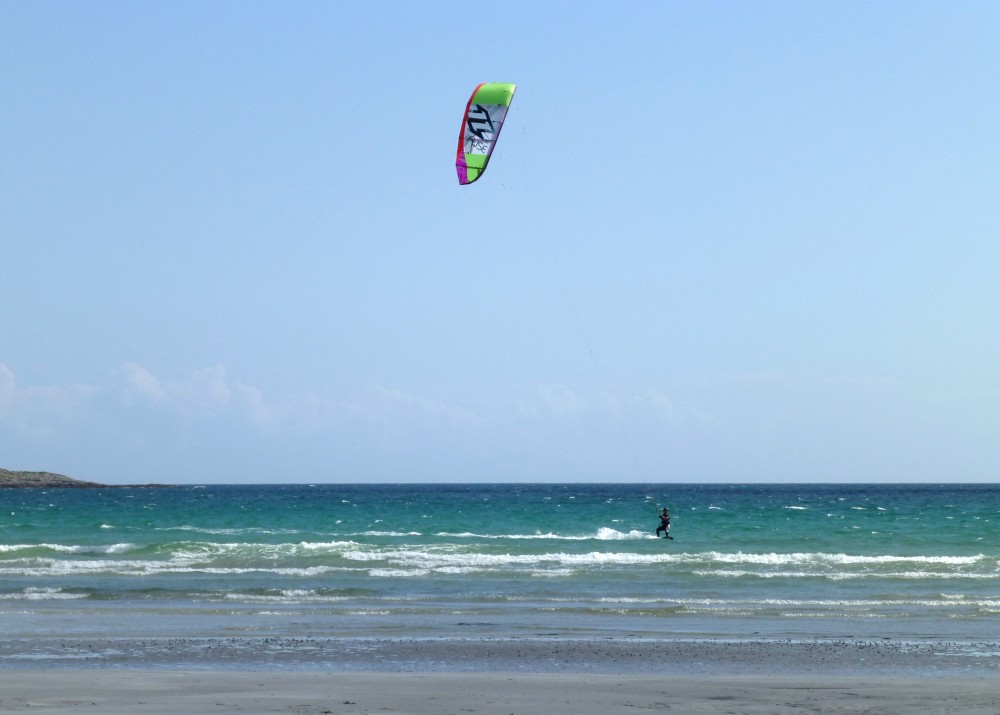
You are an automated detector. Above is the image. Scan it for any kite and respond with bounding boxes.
[456,83,516,185]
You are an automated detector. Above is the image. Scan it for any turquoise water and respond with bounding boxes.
[2,483,999,642]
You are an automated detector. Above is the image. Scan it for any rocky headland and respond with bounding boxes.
[0,468,168,488]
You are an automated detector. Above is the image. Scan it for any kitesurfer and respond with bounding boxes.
[656,508,673,539]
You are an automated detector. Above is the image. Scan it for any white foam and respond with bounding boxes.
[7,587,87,600]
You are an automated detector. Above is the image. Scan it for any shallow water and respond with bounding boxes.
[2,483,999,642]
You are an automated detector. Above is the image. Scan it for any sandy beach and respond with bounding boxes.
[3,638,1000,714]
[3,670,1000,714]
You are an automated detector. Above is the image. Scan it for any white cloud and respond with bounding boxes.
[234,381,273,427]
[536,383,585,417]
[2,362,685,445]
[637,390,676,423]
[0,362,100,438]
[119,363,241,418]
[360,385,483,427]
[145,368,277,428]
[0,360,701,482]
[120,363,166,402]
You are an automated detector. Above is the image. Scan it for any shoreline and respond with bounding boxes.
[4,636,1000,676]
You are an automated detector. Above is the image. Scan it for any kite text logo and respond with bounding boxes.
[466,104,495,140]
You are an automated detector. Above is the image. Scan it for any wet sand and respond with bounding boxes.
[3,671,1000,714]
[2,638,999,714]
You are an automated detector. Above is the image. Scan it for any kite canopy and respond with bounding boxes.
[456,82,516,185]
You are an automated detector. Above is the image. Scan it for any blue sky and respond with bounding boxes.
[2,1,998,484]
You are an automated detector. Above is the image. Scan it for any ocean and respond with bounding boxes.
[2,483,999,651]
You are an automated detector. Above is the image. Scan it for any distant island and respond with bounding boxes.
[0,468,169,488]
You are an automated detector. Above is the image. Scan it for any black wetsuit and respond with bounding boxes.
[656,513,670,538]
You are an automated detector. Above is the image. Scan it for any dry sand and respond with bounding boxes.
[2,671,1000,714]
